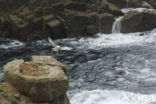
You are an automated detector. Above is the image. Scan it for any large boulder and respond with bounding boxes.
[121,10,156,33]
[4,56,69,103]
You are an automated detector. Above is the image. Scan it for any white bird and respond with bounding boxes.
[48,37,61,53]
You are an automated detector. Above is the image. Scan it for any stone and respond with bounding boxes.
[98,13,115,33]
[86,25,98,35]
[4,59,24,83]
[64,1,86,11]
[4,56,69,102]
[121,10,156,33]
[107,0,142,8]
[46,19,63,39]
[0,82,49,104]
[32,56,67,73]
[108,3,124,16]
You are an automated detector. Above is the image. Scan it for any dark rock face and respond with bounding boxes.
[107,0,142,8]
[0,0,156,40]
[0,0,116,41]
[99,13,115,33]
[121,11,156,33]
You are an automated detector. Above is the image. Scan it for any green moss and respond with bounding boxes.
[2,94,17,104]
[0,88,3,92]
[38,63,44,66]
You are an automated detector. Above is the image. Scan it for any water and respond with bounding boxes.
[127,0,129,8]
[70,90,156,104]
[1,29,156,104]
[142,1,153,8]
[0,7,156,103]
[112,17,123,34]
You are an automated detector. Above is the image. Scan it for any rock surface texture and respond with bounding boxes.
[2,56,70,104]
[121,10,156,33]
[0,0,156,40]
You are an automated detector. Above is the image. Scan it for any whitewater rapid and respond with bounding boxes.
[70,89,156,104]
[1,30,156,104]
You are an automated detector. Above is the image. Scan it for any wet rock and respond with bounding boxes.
[108,3,124,16]
[121,10,156,33]
[66,11,99,37]
[99,13,115,33]
[145,0,156,9]
[107,0,142,8]
[2,0,153,40]
[4,56,69,103]
[64,1,86,11]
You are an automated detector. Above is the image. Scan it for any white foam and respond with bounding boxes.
[70,89,156,104]
[60,46,73,51]
[122,8,155,13]
[112,17,123,34]
[142,1,153,8]
[73,30,156,50]
[0,40,25,49]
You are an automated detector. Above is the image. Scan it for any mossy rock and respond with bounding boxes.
[4,56,69,102]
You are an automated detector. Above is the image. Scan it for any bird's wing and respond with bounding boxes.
[48,37,56,47]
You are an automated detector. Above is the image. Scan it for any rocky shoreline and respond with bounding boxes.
[0,0,156,41]
[0,56,70,104]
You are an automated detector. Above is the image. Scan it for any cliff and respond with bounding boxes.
[0,0,155,41]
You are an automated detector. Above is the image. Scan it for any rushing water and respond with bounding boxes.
[0,29,156,104]
[0,6,156,104]
[126,0,129,8]
[142,1,153,8]
[112,17,123,34]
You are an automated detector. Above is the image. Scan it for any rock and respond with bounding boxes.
[145,0,156,9]
[99,13,115,33]
[0,16,12,38]
[0,0,27,14]
[66,11,100,36]
[98,3,123,16]
[121,10,156,33]
[46,19,64,39]
[0,82,49,104]
[4,59,24,83]
[2,0,152,40]
[32,56,67,73]
[4,56,69,103]
[86,25,98,35]
[9,15,34,40]
[64,1,86,11]
[107,0,142,8]
[108,3,124,16]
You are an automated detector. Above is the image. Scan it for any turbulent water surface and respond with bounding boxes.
[1,29,156,104]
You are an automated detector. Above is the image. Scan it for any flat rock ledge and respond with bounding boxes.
[1,56,70,104]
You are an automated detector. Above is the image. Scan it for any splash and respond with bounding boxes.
[70,90,156,104]
[112,17,123,34]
